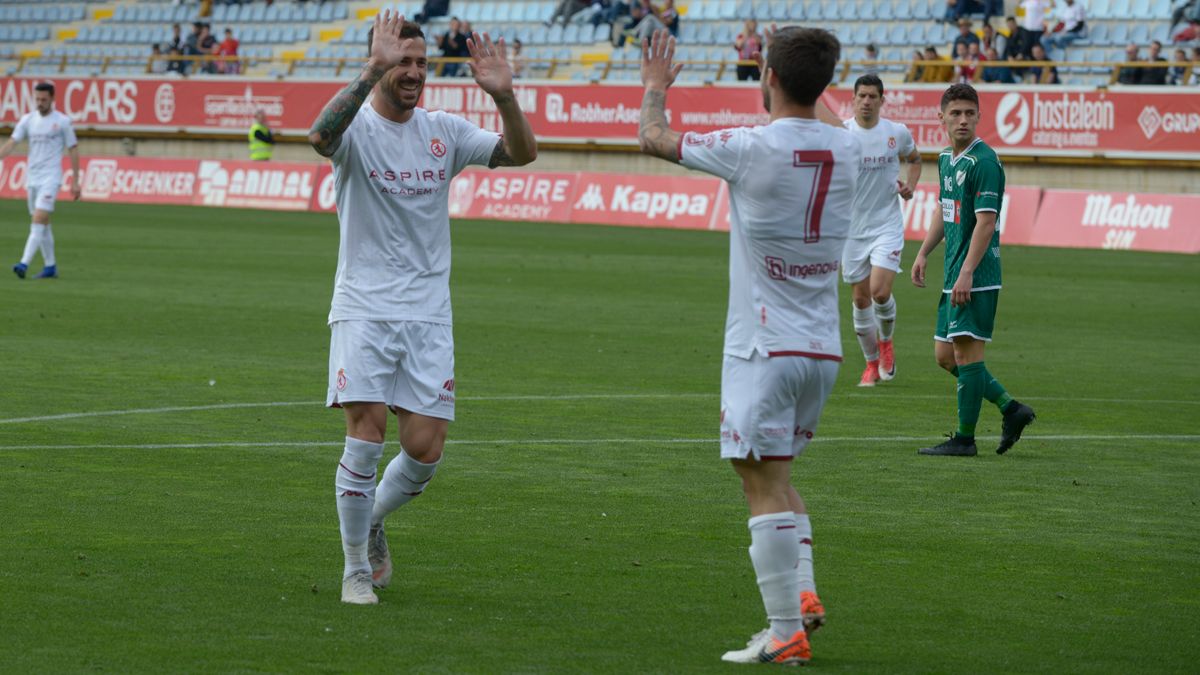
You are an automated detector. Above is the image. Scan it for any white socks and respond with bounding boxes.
[853,303,879,362]
[20,223,45,266]
[335,436,384,578]
[794,513,815,594]
[748,512,803,640]
[372,450,440,526]
[874,295,896,342]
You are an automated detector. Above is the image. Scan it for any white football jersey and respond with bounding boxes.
[11,109,77,184]
[680,118,859,361]
[842,117,916,238]
[328,104,499,325]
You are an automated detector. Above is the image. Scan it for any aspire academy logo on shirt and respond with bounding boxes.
[368,166,448,197]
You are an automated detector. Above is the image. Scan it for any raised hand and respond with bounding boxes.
[369,10,415,70]
[641,29,683,91]
[467,32,513,98]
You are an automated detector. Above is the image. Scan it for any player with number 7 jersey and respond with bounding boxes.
[638,26,858,665]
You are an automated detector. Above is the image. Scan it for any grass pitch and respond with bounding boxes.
[1,200,1198,673]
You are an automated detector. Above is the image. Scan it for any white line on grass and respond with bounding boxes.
[1,392,1196,426]
[2,434,1197,451]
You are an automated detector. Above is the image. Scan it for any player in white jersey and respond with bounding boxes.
[1,82,81,279]
[841,74,921,387]
[306,12,536,605]
[638,28,857,665]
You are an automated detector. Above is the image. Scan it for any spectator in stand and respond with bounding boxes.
[1192,46,1200,85]
[620,1,673,45]
[942,0,1002,24]
[953,42,980,82]
[438,17,469,77]
[1026,43,1059,83]
[1171,0,1200,29]
[546,0,590,26]
[216,28,239,74]
[861,43,880,75]
[592,0,629,27]
[1041,0,1086,58]
[166,23,183,53]
[1115,43,1143,84]
[1141,40,1169,85]
[656,0,680,37]
[1168,47,1189,84]
[981,22,1000,54]
[511,38,526,78]
[414,0,450,24]
[1000,16,1024,61]
[166,46,185,75]
[181,22,202,75]
[953,18,981,54]
[905,49,926,81]
[198,23,218,73]
[733,19,763,80]
[981,46,1015,82]
[1018,0,1048,58]
[148,44,168,74]
[921,45,954,82]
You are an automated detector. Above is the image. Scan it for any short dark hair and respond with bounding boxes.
[940,82,979,111]
[1151,40,1162,49]
[34,81,54,97]
[367,20,425,58]
[1005,15,1016,22]
[854,73,884,95]
[766,26,840,107]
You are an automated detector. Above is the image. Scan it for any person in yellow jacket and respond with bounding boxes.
[248,110,275,160]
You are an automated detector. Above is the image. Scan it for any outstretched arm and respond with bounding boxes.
[467,31,537,167]
[638,29,684,163]
[308,11,413,157]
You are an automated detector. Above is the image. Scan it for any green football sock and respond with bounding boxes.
[982,366,1014,412]
[956,361,987,438]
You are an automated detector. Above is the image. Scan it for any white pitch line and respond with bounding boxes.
[1,434,1197,452]
[0,391,1196,426]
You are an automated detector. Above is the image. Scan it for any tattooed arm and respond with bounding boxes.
[638,29,684,163]
[308,10,412,157]
[307,62,388,157]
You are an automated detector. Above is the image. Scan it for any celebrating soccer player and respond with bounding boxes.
[841,75,922,386]
[307,11,536,605]
[910,83,1035,457]
[638,27,859,665]
[2,82,81,280]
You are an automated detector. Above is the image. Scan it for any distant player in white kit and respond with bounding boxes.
[842,74,921,386]
[638,28,858,665]
[1,82,81,279]
[306,11,537,605]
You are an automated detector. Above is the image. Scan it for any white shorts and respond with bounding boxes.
[719,351,839,460]
[841,229,905,284]
[27,179,60,215]
[326,320,456,421]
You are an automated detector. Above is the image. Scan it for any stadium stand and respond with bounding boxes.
[0,0,1193,86]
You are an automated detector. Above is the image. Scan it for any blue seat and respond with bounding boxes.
[912,0,934,21]
[1109,0,1133,19]
[264,4,282,23]
[1088,22,1109,45]
[870,23,888,44]
[1091,0,1112,18]
[304,4,320,21]
[908,22,927,44]
[888,23,907,45]
[249,5,266,22]
[1110,22,1129,44]
[852,24,870,45]
[1130,0,1152,20]
[1150,23,1169,43]
[879,0,896,20]
[1129,22,1149,44]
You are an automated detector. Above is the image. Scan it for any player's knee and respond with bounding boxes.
[871,290,892,305]
[935,352,957,372]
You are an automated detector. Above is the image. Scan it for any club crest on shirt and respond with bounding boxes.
[887,136,896,148]
[956,169,966,186]
[336,368,347,391]
[430,137,447,158]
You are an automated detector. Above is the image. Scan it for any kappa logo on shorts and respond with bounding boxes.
[430,137,447,158]
[889,249,902,259]
[794,427,814,439]
[439,378,456,404]
[336,368,347,392]
[442,379,455,392]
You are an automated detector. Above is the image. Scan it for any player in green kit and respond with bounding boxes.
[910,84,1036,457]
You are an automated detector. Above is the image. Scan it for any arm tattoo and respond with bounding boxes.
[488,139,518,168]
[638,89,681,162]
[309,64,387,157]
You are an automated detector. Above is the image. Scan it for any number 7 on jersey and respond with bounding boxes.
[793,150,835,244]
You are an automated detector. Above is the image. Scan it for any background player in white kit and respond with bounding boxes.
[638,27,858,665]
[842,74,921,386]
[306,11,536,605]
[1,82,81,279]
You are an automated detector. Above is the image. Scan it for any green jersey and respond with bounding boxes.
[937,138,1004,292]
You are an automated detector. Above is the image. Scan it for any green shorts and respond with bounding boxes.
[935,290,998,343]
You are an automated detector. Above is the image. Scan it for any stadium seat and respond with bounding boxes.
[908,22,927,44]
[1150,23,1169,43]
[563,23,580,44]
[1130,22,1150,44]
[1110,22,1129,44]
[852,24,871,45]
[1110,0,1133,19]
[1130,0,1152,20]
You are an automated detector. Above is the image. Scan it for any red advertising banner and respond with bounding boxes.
[821,85,1200,159]
[2,76,1196,158]
[568,171,721,230]
[2,156,1194,253]
[1029,190,1200,253]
